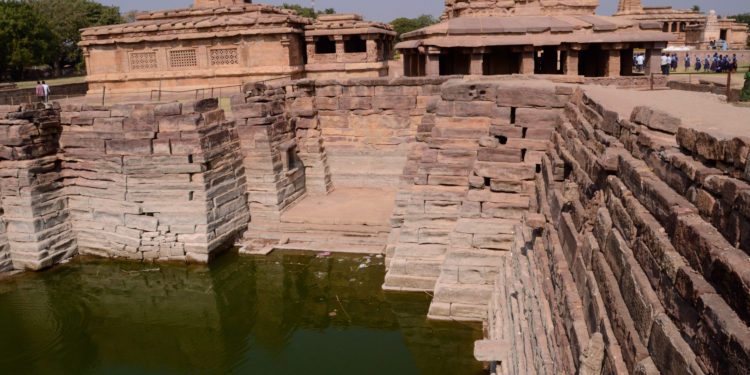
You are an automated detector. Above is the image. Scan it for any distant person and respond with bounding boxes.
[41,81,50,103]
[704,55,711,72]
[635,53,646,72]
[660,53,670,75]
[695,55,702,72]
[670,54,678,72]
[35,81,44,103]
[685,53,691,71]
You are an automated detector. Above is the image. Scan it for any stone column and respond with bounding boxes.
[335,36,345,63]
[607,48,621,77]
[520,47,535,75]
[565,49,579,76]
[470,49,485,75]
[426,47,441,76]
[644,47,662,75]
[305,38,315,64]
[366,38,378,62]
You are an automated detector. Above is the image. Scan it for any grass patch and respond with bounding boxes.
[14,76,86,89]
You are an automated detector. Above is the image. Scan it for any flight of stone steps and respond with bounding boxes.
[482,224,561,375]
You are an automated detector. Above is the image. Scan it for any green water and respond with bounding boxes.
[0,251,484,375]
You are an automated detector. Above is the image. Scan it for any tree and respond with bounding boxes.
[281,3,335,19]
[691,5,700,12]
[390,15,438,41]
[29,0,124,74]
[0,1,56,80]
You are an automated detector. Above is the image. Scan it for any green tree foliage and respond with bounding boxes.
[281,3,335,19]
[0,1,56,80]
[390,15,438,41]
[29,0,124,73]
[691,5,700,12]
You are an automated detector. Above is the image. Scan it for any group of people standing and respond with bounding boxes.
[658,53,739,75]
[690,53,739,74]
[35,81,50,103]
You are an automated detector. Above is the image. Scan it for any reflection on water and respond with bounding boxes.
[0,251,484,375]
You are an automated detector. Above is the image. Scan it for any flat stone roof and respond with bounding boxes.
[80,4,310,46]
[305,13,395,37]
[397,15,673,49]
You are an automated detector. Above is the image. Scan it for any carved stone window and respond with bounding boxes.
[210,48,239,66]
[130,52,158,70]
[169,49,198,68]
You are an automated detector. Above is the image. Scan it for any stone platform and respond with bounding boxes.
[242,188,394,255]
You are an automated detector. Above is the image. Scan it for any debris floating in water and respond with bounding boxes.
[316,251,332,258]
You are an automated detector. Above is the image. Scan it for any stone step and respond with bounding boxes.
[277,221,390,235]
[273,241,385,255]
[382,274,438,292]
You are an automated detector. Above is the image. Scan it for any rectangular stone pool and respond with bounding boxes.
[0,251,484,374]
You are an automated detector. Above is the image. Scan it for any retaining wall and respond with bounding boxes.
[533,87,750,374]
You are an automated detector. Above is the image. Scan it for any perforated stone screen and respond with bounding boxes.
[169,49,198,68]
[130,52,158,71]
[210,48,239,66]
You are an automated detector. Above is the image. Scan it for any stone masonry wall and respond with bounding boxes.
[0,104,76,271]
[382,79,570,322]
[531,88,750,374]
[313,77,449,188]
[231,80,334,248]
[58,99,249,263]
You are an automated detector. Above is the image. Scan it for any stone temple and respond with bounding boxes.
[398,0,673,78]
[614,0,749,50]
[2,0,750,374]
[79,0,395,92]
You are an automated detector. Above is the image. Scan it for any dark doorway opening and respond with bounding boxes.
[344,35,367,53]
[578,45,607,77]
[535,47,562,74]
[315,36,336,54]
[439,49,470,76]
[483,47,521,75]
[404,53,426,77]
[620,48,634,76]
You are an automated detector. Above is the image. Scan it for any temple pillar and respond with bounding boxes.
[520,47,535,75]
[305,39,315,63]
[426,47,441,76]
[607,48,621,77]
[470,49,484,75]
[366,38,378,61]
[644,45,664,75]
[334,36,345,63]
[565,48,580,76]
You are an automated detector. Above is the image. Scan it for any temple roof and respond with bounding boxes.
[397,14,673,49]
[304,14,396,37]
[80,3,310,46]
